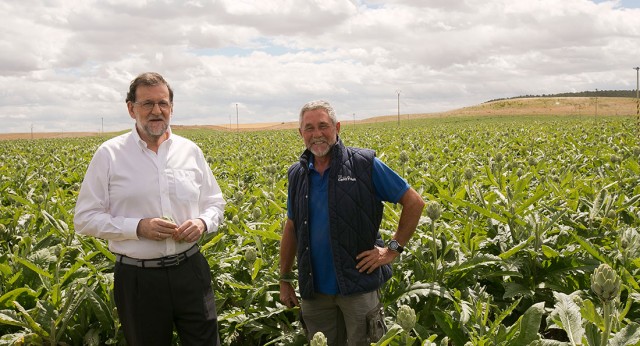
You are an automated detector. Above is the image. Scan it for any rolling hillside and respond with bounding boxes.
[2,96,638,140]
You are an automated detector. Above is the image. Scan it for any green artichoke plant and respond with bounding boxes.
[310,332,327,346]
[397,305,416,332]
[426,200,442,280]
[464,167,473,181]
[591,263,622,346]
[591,263,621,302]
[244,246,257,263]
[252,207,262,220]
[426,201,442,221]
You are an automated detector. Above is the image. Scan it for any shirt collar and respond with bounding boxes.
[307,156,331,173]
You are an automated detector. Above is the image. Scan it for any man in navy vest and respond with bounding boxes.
[279,100,425,345]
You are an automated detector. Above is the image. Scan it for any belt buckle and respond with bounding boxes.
[161,254,183,267]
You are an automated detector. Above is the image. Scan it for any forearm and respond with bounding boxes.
[392,188,425,245]
[197,173,226,233]
[74,210,140,241]
[196,203,224,234]
[279,219,297,275]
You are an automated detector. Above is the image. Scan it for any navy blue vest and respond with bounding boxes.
[287,138,392,299]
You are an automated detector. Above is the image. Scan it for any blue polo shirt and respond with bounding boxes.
[287,157,409,294]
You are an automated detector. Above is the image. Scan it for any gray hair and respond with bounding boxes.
[298,100,337,128]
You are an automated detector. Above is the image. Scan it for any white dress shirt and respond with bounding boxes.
[74,126,226,259]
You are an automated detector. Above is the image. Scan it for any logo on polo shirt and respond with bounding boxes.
[338,175,356,182]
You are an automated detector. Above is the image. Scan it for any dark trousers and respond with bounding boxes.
[114,251,220,346]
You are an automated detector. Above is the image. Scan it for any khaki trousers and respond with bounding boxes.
[300,290,380,346]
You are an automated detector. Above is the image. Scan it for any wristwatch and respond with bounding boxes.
[388,239,404,253]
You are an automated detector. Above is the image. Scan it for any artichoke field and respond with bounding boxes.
[1,115,639,345]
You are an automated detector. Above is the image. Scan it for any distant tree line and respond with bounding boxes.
[487,90,638,103]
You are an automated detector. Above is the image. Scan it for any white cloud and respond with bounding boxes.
[0,0,639,133]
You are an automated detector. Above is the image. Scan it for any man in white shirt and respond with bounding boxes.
[74,72,225,345]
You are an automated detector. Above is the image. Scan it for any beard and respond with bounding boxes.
[140,118,169,139]
[308,137,335,157]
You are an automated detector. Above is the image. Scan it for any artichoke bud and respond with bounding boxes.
[310,332,328,346]
[621,237,629,249]
[591,263,621,302]
[244,247,257,263]
[252,207,262,220]
[397,304,416,332]
[620,228,639,250]
[426,201,442,221]
[464,168,473,181]
[399,150,409,164]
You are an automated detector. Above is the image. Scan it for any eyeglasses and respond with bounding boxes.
[133,100,172,111]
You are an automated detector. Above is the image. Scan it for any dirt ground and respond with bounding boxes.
[2,97,638,141]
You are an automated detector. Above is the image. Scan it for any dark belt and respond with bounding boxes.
[116,245,199,268]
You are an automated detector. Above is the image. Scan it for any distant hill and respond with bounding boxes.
[2,95,638,140]
[422,96,638,119]
[360,95,639,124]
[488,90,638,102]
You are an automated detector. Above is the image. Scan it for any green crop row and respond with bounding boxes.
[0,115,639,345]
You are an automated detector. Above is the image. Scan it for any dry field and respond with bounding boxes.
[2,96,638,140]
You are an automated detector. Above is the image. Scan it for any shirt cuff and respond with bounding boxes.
[199,216,215,234]
[123,218,142,239]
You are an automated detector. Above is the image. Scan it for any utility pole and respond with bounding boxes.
[101,117,104,135]
[634,67,639,127]
[235,103,239,133]
[595,88,598,125]
[31,123,33,140]
[353,113,355,127]
[396,90,401,126]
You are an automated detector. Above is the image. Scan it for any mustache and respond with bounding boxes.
[311,137,327,144]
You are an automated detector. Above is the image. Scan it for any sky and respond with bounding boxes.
[1,0,639,134]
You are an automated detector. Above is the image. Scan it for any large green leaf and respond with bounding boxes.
[549,292,584,345]
[397,282,453,305]
[507,302,544,346]
[609,322,640,346]
[0,309,26,328]
[433,310,466,346]
[14,257,52,279]
[0,287,37,308]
